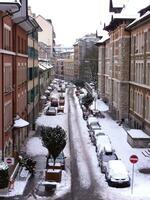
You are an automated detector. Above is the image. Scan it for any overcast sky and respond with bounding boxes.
[28,0,149,47]
[28,0,110,46]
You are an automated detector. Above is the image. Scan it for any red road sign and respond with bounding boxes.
[4,157,14,166]
[130,154,138,164]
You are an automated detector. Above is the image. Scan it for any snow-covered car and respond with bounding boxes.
[99,151,118,173]
[48,152,66,170]
[57,106,64,113]
[89,130,105,146]
[89,122,101,131]
[87,117,101,130]
[45,107,57,116]
[96,135,112,156]
[105,160,130,187]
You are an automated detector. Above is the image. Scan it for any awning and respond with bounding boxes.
[39,64,46,71]
[14,116,29,128]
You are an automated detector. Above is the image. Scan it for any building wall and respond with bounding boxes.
[129,20,150,135]
[98,44,105,100]
[28,31,39,130]
[36,15,53,58]
[63,54,74,81]
[107,24,130,120]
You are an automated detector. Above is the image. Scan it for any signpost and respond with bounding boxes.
[130,154,138,194]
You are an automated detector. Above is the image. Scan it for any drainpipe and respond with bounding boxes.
[1,7,21,161]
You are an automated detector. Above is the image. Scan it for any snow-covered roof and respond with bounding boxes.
[14,116,29,128]
[121,0,150,16]
[39,64,46,71]
[126,11,150,29]
[112,0,127,8]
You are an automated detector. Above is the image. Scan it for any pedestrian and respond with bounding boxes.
[119,118,124,126]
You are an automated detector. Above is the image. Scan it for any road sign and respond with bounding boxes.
[130,154,138,164]
[4,157,14,166]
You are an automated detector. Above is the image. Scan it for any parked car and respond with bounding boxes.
[48,152,66,170]
[96,135,112,155]
[99,151,118,173]
[45,107,57,116]
[105,160,130,187]
[57,106,64,113]
[51,98,58,107]
[89,122,101,131]
[59,99,65,106]
[89,130,105,146]
[87,117,101,130]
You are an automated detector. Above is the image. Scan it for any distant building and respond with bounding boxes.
[36,15,56,98]
[27,7,42,131]
[55,45,74,80]
[73,34,99,83]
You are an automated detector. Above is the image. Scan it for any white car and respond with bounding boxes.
[105,160,130,187]
[96,135,112,156]
[87,117,101,130]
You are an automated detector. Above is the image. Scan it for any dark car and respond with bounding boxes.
[45,107,57,116]
[48,152,66,170]
[51,98,58,107]
[99,151,118,173]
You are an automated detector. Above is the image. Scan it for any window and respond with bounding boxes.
[145,95,150,121]
[147,29,150,52]
[146,62,150,86]
[3,24,11,50]
[4,101,12,131]
[4,63,12,93]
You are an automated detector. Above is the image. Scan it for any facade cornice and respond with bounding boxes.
[130,81,150,90]
[16,53,28,58]
[0,49,16,55]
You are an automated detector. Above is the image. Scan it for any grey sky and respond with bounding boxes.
[29,0,110,46]
[28,0,149,46]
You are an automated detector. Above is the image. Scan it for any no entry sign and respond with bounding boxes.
[4,157,14,166]
[130,154,138,164]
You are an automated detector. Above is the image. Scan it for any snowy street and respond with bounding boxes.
[48,87,150,200]
[1,86,150,200]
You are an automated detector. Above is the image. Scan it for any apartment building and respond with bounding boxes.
[27,7,42,131]
[36,15,56,96]
[97,0,150,135]
[64,53,75,81]
[0,0,41,163]
[127,5,150,133]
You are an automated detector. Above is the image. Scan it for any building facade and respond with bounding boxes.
[127,6,150,133]
[97,1,150,135]
[0,0,42,165]
[73,34,98,83]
